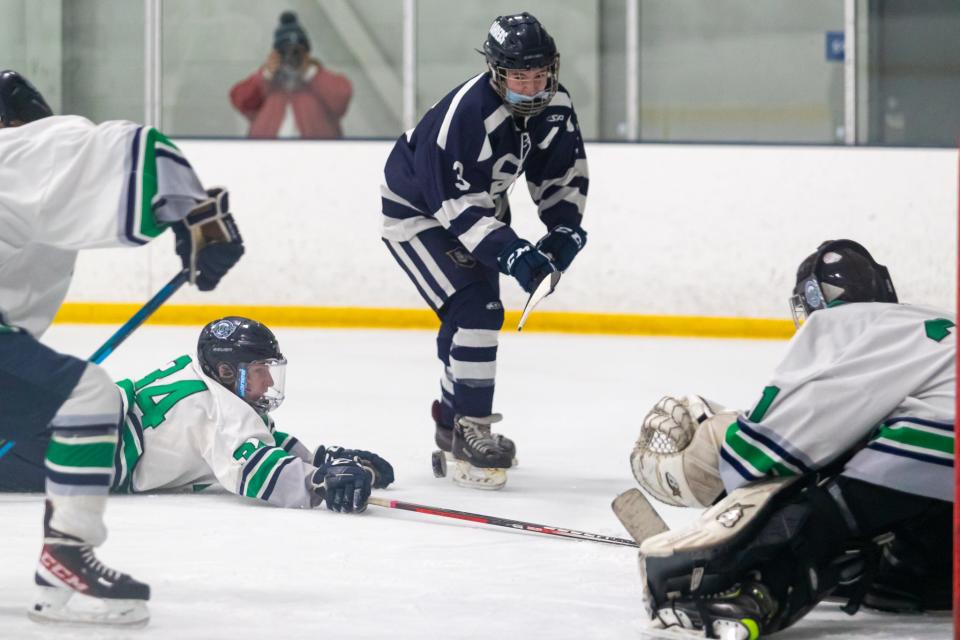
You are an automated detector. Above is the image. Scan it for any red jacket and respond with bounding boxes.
[229,63,352,139]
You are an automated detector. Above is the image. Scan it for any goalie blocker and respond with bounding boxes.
[638,474,952,639]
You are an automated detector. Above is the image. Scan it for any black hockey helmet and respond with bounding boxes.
[790,239,898,327]
[198,316,287,413]
[0,70,53,127]
[481,12,559,117]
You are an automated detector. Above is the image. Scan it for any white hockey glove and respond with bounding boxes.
[172,187,244,291]
[630,395,733,508]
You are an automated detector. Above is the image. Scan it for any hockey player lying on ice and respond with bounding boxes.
[4,316,394,514]
[628,239,954,638]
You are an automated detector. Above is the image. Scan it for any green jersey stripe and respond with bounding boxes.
[46,439,115,468]
[724,423,799,478]
[244,448,294,498]
[875,424,954,456]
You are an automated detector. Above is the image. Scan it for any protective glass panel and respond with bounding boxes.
[636,0,845,143]
[863,0,960,147]
[0,0,144,123]
[160,0,402,138]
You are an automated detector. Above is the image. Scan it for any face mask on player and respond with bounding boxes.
[236,358,287,413]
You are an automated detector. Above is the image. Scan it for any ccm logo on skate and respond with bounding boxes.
[40,550,89,592]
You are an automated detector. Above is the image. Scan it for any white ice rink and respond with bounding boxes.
[1,325,951,639]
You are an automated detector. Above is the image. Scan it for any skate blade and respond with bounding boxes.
[29,587,149,627]
[452,461,507,490]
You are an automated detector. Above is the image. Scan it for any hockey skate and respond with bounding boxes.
[650,579,778,640]
[432,413,513,490]
[30,522,150,626]
[430,400,517,473]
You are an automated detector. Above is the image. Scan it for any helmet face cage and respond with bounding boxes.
[487,56,559,118]
[789,239,897,328]
[482,13,559,118]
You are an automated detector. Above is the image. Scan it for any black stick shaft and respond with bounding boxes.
[368,497,637,548]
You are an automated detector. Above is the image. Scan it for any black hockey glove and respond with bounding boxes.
[311,457,371,513]
[497,239,557,294]
[173,187,244,291]
[315,446,395,489]
[536,224,587,272]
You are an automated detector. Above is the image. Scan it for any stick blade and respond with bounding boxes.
[611,488,669,545]
[517,271,561,331]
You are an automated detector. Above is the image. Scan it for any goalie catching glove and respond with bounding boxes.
[630,394,734,508]
[173,187,244,291]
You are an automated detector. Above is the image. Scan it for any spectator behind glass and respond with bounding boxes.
[230,11,352,139]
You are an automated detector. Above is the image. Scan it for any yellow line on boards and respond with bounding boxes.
[53,303,795,340]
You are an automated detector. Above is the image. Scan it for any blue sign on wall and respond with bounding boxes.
[826,31,845,62]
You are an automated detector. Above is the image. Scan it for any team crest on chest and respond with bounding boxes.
[447,248,477,268]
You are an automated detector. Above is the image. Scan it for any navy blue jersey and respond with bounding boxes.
[381,72,588,269]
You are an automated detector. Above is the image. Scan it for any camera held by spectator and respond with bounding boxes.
[230,11,353,139]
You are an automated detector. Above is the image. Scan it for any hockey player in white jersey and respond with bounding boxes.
[628,239,953,638]
[0,70,244,625]
[109,316,394,510]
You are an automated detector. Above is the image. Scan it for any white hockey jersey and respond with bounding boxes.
[0,115,205,337]
[113,355,321,509]
[720,302,955,502]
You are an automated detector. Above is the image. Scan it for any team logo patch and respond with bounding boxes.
[211,319,238,339]
[665,472,682,498]
[716,502,754,528]
[447,248,477,268]
[489,22,508,45]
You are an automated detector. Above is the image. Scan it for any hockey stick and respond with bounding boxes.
[368,496,638,547]
[89,270,189,364]
[517,270,561,331]
[611,488,669,545]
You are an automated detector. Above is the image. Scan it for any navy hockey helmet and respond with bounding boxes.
[198,316,287,413]
[482,12,559,117]
[0,70,53,127]
[790,239,898,327]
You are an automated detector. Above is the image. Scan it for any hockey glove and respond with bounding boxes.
[314,445,395,489]
[312,457,371,513]
[173,187,244,291]
[536,225,587,272]
[497,239,557,294]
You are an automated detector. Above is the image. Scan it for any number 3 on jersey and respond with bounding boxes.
[452,160,471,191]
[125,355,207,429]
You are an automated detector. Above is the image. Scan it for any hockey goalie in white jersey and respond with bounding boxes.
[111,316,394,510]
[627,240,954,638]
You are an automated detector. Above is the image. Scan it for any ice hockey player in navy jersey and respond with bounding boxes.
[0,70,244,625]
[380,13,588,490]
[628,240,953,638]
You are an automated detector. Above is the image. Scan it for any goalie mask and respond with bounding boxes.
[482,12,559,118]
[198,316,287,414]
[790,239,898,327]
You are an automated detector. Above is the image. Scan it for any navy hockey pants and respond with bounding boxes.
[384,227,505,421]
[0,331,87,490]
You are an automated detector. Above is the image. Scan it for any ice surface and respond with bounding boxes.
[0,325,950,639]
